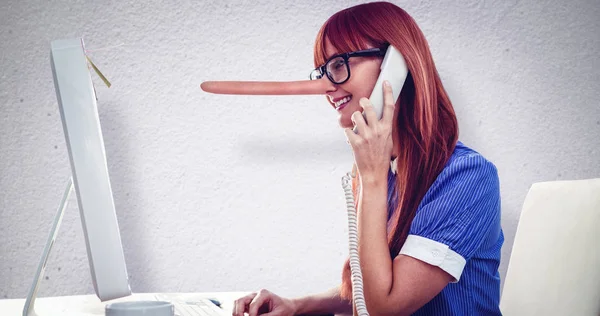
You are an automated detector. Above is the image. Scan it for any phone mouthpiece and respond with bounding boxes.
[200,79,328,95]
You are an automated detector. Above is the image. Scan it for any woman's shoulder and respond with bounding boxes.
[415,141,502,228]
[444,140,499,178]
[450,140,493,161]
[428,140,500,197]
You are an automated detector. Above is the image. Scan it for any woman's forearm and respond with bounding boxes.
[291,287,352,315]
[357,177,394,310]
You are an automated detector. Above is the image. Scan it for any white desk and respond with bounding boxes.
[0,292,250,315]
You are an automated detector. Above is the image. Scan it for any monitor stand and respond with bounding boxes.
[22,177,73,316]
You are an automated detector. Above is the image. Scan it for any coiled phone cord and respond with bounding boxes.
[341,169,370,316]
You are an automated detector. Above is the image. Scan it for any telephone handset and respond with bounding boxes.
[353,44,408,134]
[200,45,408,316]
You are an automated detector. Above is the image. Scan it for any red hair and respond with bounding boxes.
[313,1,459,300]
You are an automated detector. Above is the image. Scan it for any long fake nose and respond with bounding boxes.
[200,79,331,95]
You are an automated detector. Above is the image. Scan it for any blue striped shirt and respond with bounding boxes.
[387,141,504,315]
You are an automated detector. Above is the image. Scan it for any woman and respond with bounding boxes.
[233,2,503,315]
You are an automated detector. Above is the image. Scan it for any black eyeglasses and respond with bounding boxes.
[309,45,388,84]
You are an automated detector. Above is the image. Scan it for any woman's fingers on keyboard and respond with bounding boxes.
[232,292,257,316]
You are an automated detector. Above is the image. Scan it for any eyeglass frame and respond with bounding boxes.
[309,44,389,84]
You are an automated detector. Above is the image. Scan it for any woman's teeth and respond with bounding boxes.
[335,96,352,109]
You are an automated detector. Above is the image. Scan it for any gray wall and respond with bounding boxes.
[1,0,599,301]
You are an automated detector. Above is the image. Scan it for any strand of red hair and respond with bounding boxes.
[313,1,459,300]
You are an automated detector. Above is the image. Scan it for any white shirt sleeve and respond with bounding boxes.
[398,234,467,283]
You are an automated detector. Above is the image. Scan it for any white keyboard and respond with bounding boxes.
[154,295,227,316]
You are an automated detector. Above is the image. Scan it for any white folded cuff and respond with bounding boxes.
[398,234,466,283]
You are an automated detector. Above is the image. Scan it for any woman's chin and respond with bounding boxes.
[338,118,353,129]
[336,105,362,129]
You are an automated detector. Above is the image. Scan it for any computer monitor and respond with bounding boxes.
[23,37,131,316]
